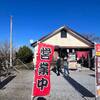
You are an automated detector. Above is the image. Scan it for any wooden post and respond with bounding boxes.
[10,16,13,67]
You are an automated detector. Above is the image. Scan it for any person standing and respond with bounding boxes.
[56,56,61,76]
[63,57,69,75]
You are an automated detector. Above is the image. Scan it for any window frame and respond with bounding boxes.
[61,29,67,38]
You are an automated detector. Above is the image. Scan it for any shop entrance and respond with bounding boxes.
[53,47,94,70]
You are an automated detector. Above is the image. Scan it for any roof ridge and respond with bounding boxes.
[31,25,94,47]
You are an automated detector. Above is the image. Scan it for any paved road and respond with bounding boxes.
[0,68,96,100]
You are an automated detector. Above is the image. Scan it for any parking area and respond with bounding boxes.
[0,68,96,100]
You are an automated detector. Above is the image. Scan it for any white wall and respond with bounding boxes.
[43,31,90,47]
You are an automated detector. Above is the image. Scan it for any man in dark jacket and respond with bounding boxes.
[56,56,61,76]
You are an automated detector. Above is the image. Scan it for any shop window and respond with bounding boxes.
[61,29,67,38]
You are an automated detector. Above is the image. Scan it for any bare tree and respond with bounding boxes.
[0,41,10,71]
[83,33,100,43]
[0,41,9,59]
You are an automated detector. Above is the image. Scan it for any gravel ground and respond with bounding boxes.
[0,70,33,100]
[0,68,97,100]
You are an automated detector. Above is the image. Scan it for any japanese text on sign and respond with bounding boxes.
[38,62,49,76]
[37,78,48,91]
[40,48,51,60]
[33,43,54,96]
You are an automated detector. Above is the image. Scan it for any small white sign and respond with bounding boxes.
[98,68,100,73]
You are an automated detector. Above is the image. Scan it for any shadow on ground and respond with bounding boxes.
[52,69,95,98]
[89,74,95,77]
[63,75,95,97]
[0,75,16,89]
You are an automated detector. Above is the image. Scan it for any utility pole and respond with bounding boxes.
[10,16,13,67]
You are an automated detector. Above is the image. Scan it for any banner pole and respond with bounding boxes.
[31,41,39,100]
[95,43,97,100]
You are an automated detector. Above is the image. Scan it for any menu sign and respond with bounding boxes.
[96,57,100,85]
[95,44,100,97]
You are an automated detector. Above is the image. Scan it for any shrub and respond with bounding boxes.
[16,46,33,63]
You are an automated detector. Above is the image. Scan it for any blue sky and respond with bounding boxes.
[0,0,100,48]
